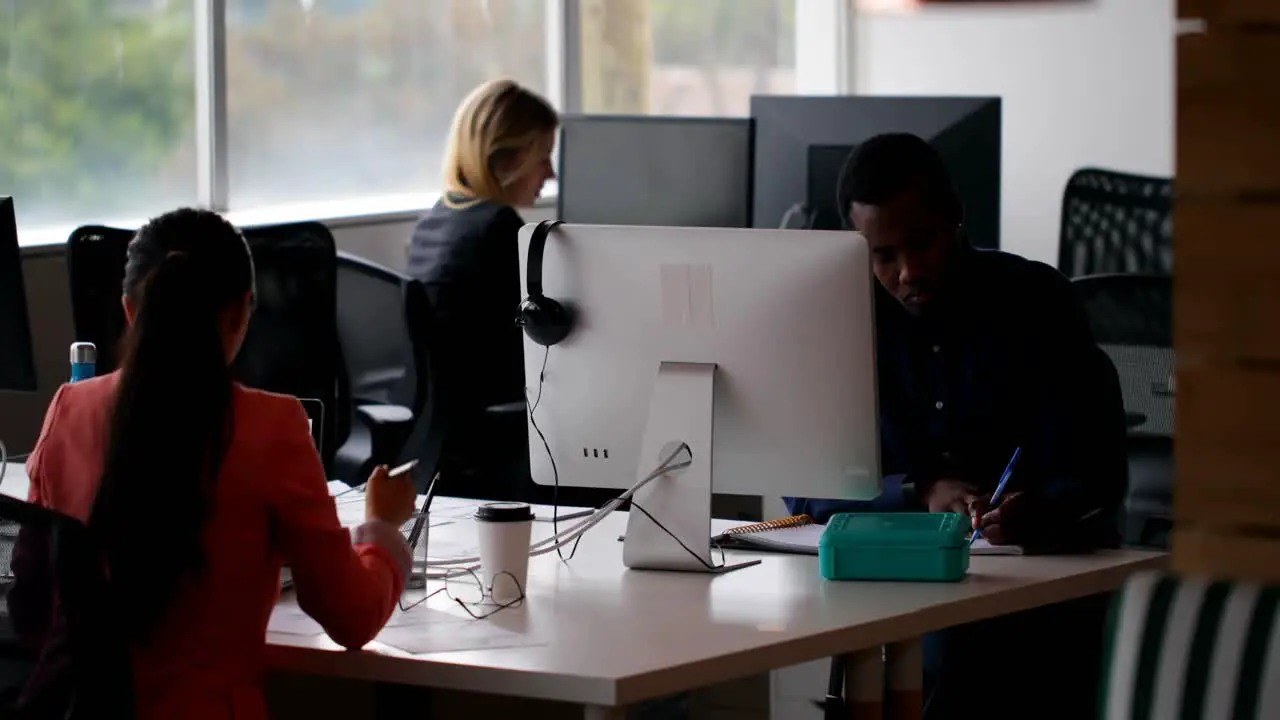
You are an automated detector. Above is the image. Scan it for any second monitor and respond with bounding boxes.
[517,223,879,572]
[752,96,1002,247]
[557,116,753,228]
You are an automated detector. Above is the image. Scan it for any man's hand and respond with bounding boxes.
[972,491,1032,545]
[923,478,980,517]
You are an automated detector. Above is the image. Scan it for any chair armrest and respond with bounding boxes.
[356,403,414,427]
[486,401,527,415]
[351,404,415,468]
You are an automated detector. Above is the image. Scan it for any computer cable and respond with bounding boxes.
[779,202,815,230]
[423,442,696,569]
[523,349,715,567]
[425,444,690,568]
[525,345,582,561]
[628,498,727,571]
[335,446,697,574]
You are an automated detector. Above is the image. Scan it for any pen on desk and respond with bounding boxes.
[404,471,441,554]
[421,470,441,513]
[970,446,1022,544]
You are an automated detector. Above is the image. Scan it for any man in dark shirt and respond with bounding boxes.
[790,134,1128,719]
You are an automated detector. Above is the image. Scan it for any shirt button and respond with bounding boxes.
[932,345,941,353]
[935,401,944,410]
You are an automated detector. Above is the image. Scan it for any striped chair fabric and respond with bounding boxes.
[1101,571,1280,720]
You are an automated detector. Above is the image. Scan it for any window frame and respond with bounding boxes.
[15,0,847,246]
[195,0,230,212]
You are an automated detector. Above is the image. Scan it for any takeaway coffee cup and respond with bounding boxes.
[474,502,534,605]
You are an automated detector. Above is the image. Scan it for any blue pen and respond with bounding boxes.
[971,447,1022,544]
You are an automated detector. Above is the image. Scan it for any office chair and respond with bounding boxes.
[65,227,133,373]
[1073,274,1173,549]
[334,252,443,487]
[1058,168,1173,278]
[236,222,351,475]
[65,222,357,477]
[1099,571,1279,720]
[0,495,134,718]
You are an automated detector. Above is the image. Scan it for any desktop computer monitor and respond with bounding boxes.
[0,197,38,392]
[517,223,879,572]
[752,96,1002,248]
[557,116,753,228]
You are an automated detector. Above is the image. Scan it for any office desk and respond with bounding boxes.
[268,499,1166,719]
[0,464,1165,718]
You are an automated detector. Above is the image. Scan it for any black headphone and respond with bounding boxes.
[516,219,573,347]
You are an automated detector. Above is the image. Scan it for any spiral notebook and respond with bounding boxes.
[711,515,1024,556]
[713,515,824,554]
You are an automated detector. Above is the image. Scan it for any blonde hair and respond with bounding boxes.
[442,79,558,207]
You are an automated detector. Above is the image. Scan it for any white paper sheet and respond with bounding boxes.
[268,607,325,636]
[376,608,544,655]
[969,538,1024,556]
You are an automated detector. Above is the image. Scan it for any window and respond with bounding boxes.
[0,0,198,230]
[3,0,838,244]
[225,0,549,213]
[578,0,796,116]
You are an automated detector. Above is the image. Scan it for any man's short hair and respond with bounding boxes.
[835,133,962,229]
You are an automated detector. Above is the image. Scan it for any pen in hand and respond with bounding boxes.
[971,447,1022,544]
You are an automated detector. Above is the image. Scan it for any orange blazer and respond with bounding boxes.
[25,373,405,720]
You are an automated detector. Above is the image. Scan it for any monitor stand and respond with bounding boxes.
[622,362,761,574]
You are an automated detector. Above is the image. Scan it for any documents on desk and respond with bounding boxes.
[719,524,825,554]
[713,516,1025,556]
[969,538,1023,555]
[269,606,326,637]
[376,610,543,655]
[269,601,544,655]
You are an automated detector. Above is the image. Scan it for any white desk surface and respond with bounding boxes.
[271,498,1166,708]
[1,462,1166,708]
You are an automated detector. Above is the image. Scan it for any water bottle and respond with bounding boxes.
[69,342,96,383]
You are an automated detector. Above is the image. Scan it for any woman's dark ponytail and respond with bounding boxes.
[91,210,253,644]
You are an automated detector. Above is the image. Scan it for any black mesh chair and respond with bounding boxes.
[1,495,133,718]
[236,223,351,474]
[1073,274,1173,549]
[66,221,355,476]
[334,252,443,488]
[65,227,133,373]
[1057,168,1173,278]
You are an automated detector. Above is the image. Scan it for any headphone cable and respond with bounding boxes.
[526,346,583,561]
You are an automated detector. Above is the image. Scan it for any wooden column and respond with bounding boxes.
[1174,0,1280,583]
[579,0,652,113]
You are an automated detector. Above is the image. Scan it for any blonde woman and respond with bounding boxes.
[407,79,557,499]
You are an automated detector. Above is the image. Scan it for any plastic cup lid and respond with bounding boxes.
[474,502,534,523]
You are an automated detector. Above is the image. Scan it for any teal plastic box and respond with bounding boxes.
[818,512,971,582]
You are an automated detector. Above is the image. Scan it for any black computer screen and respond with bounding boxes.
[752,96,1002,249]
[0,197,38,392]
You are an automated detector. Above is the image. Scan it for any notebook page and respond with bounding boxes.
[732,524,825,554]
[970,538,1024,556]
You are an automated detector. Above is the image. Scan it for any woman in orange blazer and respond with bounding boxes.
[16,208,415,720]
